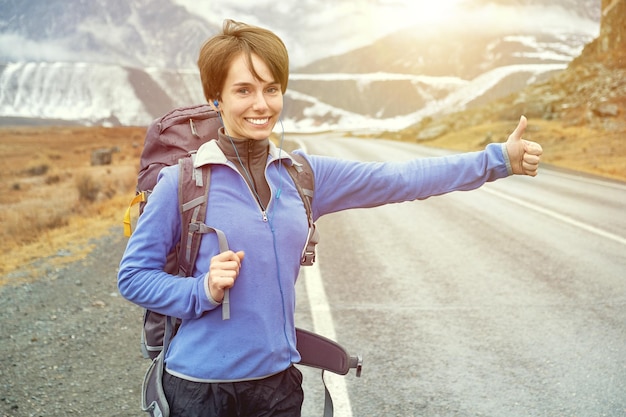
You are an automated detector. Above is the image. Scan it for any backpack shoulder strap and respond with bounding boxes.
[288,152,314,197]
[175,154,232,320]
[176,154,211,277]
[285,153,319,266]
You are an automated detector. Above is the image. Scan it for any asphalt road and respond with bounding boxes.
[293,134,626,417]
[2,133,622,417]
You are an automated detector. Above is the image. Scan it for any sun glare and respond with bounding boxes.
[378,0,463,28]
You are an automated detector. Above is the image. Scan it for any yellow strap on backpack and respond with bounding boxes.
[123,192,147,237]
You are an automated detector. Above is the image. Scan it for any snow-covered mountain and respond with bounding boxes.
[0,0,600,131]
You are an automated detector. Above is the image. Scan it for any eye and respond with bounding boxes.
[237,87,250,95]
[266,86,280,94]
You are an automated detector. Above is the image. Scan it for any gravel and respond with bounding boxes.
[0,226,337,417]
[0,230,147,417]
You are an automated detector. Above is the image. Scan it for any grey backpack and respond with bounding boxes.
[124,104,320,357]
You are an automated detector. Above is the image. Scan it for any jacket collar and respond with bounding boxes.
[194,128,299,168]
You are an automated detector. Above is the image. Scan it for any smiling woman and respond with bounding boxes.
[116,17,545,417]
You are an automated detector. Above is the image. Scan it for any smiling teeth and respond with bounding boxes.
[247,118,268,125]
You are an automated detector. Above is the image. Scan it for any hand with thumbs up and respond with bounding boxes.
[505,116,543,176]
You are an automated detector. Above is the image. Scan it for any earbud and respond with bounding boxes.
[213,99,219,107]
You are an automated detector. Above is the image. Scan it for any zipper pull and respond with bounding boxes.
[262,211,268,222]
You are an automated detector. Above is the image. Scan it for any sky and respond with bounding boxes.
[0,0,600,69]
[172,0,468,66]
[171,0,599,67]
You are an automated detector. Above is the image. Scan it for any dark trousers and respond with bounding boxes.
[163,366,304,417]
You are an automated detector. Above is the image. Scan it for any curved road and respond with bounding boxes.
[293,134,626,417]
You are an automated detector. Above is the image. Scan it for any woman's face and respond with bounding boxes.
[214,52,283,140]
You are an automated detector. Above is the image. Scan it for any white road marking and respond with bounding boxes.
[483,187,626,246]
[293,138,354,417]
[302,257,354,417]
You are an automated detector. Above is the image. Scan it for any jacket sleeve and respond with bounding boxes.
[305,143,512,218]
[117,165,220,319]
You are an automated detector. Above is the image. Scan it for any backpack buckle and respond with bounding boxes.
[301,250,316,266]
[350,355,363,377]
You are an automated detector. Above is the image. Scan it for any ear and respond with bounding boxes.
[210,99,220,112]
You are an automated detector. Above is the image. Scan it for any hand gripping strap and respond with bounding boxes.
[188,223,231,320]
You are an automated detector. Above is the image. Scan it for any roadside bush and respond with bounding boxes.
[75,174,100,202]
[24,163,49,176]
[2,206,70,249]
[46,174,61,185]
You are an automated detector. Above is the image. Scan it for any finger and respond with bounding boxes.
[214,250,235,261]
[523,140,543,156]
[522,159,539,176]
[523,153,541,165]
[217,268,239,279]
[522,158,539,169]
[524,165,539,176]
[209,270,237,288]
[222,251,244,272]
[215,250,243,266]
[508,115,527,142]
[216,276,236,290]
[208,275,235,302]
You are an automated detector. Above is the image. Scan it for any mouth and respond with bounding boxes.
[245,117,270,126]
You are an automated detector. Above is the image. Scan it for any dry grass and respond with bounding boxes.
[0,126,145,284]
[391,118,626,182]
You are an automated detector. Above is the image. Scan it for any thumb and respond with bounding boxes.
[235,251,245,261]
[507,115,527,143]
[505,116,529,175]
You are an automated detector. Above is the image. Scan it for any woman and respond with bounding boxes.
[118,19,542,416]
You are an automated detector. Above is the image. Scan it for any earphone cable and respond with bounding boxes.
[216,112,266,211]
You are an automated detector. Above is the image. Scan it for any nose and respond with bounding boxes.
[252,92,269,111]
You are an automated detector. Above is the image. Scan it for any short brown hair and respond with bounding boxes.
[197,19,289,103]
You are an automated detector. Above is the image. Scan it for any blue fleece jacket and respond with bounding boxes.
[118,139,512,382]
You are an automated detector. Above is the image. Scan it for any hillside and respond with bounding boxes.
[394,0,625,181]
[1,1,623,284]
[0,126,145,282]
[1,1,598,130]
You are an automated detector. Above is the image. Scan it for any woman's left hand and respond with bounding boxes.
[505,116,543,177]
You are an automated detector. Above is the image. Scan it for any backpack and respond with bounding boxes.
[123,104,361,417]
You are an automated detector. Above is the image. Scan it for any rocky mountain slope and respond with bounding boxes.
[397,0,625,181]
[0,0,599,130]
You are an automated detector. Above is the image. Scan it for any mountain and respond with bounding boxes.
[0,0,220,69]
[403,0,624,135]
[0,0,600,130]
[286,28,593,130]
[397,0,625,180]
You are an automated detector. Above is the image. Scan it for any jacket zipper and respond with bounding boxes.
[244,140,268,222]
